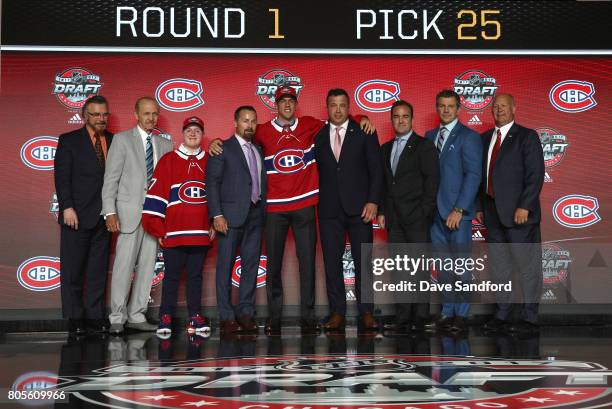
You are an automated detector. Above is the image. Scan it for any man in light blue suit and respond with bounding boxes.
[424,90,482,332]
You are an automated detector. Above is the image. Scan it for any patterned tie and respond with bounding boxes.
[391,137,405,176]
[94,134,104,167]
[246,142,260,203]
[487,129,503,197]
[145,134,154,186]
[333,126,343,162]
[436,127,447,152]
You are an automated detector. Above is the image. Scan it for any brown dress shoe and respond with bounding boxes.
[360,312,379,331]
[220,320,242,333]
[237,315,258,333]
[323,313,345,331]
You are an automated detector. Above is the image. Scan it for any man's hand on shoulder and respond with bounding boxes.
[359,116,376,135]
[208,138,224,156]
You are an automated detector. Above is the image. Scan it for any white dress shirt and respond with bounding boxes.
[137,125,157,164]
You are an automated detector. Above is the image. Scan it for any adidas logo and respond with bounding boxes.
[68,113,82,124]
[542,288,556,301]
[472,230,484,240]
[345,290,356,301]
[468,114,482,125]
[544,172,553,183]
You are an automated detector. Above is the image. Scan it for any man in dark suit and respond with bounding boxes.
[377,100,440,331]
[476,93,545,333]
[54,95,113,335]
[315,88,383,332]
[206,106,267,335]
[424,90,482,332]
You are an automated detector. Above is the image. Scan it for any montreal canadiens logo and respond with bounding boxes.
[542,243,571,284]
[12,371,58,407]
[549,80,597,113]
[354,79,400,112]
[54,354,612,408]
[454,70,498,111]
[155,78,204,112]
[273,149,305,173]
[17,257,61,292]
[538,127,569,168]
[52,67,102,110]
[553,195,601,228]
[256,69,303,110]
[231,255,267,288]
[20,136,58,171]
[178,181,206,204]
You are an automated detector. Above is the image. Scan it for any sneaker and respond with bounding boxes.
[187,313,211,334]
[156,314,172,338]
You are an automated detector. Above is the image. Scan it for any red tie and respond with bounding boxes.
[487,129,502,197]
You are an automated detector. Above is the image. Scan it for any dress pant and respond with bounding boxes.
[216,201,264,320]
[108,223,158,325]
[265,205,316,321]
[387,209,430,323]
[319,209,373,315]
[485,196,542,323]
[60,216,110,320]
[160,246,209,317]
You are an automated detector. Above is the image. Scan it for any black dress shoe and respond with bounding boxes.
[68,319,86,335]
[300,318,321,333]
[264,319,281,335]
[412,317,427,331]
[86,319,109,333]
[424,315,453,331]
[507,320,539,334]
[483,317,509,332]
[451,316,468,332]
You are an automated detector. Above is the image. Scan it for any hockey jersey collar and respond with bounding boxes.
[176,144,205,160]
[271,117,299,132]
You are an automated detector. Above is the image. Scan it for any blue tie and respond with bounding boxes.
[391,137,405,175]
[145,134,154,186]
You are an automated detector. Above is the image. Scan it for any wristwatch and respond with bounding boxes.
[453,207,464,215]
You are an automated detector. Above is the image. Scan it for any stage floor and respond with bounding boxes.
[1,326,611,408]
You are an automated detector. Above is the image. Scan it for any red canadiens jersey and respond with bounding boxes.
[256,116,324,212]
[142,146,211,247]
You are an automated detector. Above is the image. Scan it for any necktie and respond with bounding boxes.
[391,137,405,175]
[145,134,154,186]
[94,134,104,167]
[333,126,343,162]
[437,127,447,152]
[487,129,502,197]
[246,142,260,203]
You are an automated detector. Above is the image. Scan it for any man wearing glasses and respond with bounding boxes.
[54,95,113,335]
[102,97,173,334]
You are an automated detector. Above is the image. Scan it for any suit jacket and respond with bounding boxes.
[425,121,482,220]
[314,120,383,218]
[480,122,545,227]
[101,126,173,233]
[54,127,113,229]
[380,132,440,229]
[206,135,267,227]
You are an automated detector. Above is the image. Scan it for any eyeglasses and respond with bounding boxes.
[86,112,110,118]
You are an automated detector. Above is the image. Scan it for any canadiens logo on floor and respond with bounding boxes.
[16,256,61,291]
[55,354,612,408]
[20,136,58,171]
[155,78,204,112]
[232,255,267,288]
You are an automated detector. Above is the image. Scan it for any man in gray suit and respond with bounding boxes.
[102,97,173,334]
[206,106,267,335]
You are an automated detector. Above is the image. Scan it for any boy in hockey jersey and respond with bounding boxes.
[142,116,215,338]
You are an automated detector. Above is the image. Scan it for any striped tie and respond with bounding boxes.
[437,127,447,152]
[145,134,154,186]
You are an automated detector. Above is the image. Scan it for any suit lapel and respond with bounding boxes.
[79,127,103,170]
[231,136,251,174]
[320,123,337,163]
[394,133,419,174]
[495,123,517,164]
[383,140,393,174]
[440,123,461,158]
[131,127,147,173]
[337,123,356,165]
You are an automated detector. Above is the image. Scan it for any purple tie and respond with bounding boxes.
[246,142,260,203]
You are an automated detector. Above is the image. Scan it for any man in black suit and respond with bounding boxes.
[54,95,113,335]
[315,89,383,332]
[206,106,267,335]
[377,100,440,331]
[476,93,545,333]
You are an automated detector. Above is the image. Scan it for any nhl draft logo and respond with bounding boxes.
[52,67,102,110]
[178,181,207,204]
[17,257,61,292]
[538,127,569,168]
[549,80,597,113]
[152,249,165,288]
[49,192,59,219]
[542,243,571,285]
[354,80,401,112]
[20,136,58,171]
[553,195,601,228]
[155,78,204,112]
[55,354,612,408]
[471,219,486,241]
[453,70,498,111]
[256,69,303,110]
[231,255,267,288]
